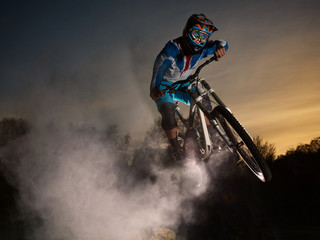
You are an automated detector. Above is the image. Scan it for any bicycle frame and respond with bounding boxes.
[188,78,235,149]
[174,77,233,160]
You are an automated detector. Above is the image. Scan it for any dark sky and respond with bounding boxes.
[1,0,320,154]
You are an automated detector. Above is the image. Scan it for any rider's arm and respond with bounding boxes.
[203,40,229,60]
[150,41,179,98]
[150,55,172,91]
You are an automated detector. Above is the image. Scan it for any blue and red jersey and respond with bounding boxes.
[150,37,228,91]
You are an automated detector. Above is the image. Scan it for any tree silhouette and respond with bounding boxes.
[253,136,277,163]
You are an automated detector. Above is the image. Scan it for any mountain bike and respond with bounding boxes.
[162,56,272,182]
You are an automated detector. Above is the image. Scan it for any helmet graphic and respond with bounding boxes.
[183,14,218,54]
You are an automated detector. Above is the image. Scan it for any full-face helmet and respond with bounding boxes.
[183,14,218,54]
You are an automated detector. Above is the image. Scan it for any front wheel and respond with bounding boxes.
[211,106,272,182]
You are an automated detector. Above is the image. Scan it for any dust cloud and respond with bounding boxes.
[1,119,226,239]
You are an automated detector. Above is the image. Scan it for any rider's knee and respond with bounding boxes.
[160,102,177,130]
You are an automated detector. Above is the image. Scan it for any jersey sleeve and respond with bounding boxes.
[150,41,179,91]
[202,39,229,58]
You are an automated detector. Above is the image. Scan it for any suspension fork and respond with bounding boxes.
[188,79,234,150]
[210,119,233,148]
[199,79,235,148]
[186,102,209,158]
[187,97,212,159]
[197,106,212,159]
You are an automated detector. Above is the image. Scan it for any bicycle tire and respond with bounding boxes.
[211,106,272,182]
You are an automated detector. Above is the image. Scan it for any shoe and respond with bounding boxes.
[169,137,186,163]
[172,147,186,164]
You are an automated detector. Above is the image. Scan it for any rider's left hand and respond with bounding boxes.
[214,46,226,61]
[150,88,165,101]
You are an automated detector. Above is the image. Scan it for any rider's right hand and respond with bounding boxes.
[150,88,165,100]
[214,46,226,61]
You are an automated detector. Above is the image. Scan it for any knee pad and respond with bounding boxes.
[160,102,177,130]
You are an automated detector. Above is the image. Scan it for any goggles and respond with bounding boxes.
[189,29,210,46]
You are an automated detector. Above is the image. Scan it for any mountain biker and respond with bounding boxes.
[150,13,228,161]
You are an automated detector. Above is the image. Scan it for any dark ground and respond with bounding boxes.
[176,149,320,240]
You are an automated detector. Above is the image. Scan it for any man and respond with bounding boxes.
[150,13,228,161]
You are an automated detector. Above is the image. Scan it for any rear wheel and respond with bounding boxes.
[211,106,272,182]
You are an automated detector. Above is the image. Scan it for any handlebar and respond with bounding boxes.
[190,55,217,79]
[161,55,217,92]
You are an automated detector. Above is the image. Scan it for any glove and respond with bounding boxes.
[150,88,165,100]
